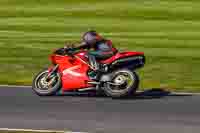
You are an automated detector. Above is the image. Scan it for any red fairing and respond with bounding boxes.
[50,52,92,92]
[100,51,144,64]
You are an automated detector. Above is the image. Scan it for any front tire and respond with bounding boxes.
[103,69,139,98]
[32,69,61,96]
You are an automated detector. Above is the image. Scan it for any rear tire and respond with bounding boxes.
[103,69,139,98]
[32,69,61,96]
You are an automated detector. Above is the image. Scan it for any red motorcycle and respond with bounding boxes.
[32,46,145,98]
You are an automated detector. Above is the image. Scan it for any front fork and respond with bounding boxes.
[47,64,59,80]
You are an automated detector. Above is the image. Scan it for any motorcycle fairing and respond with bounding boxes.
[100,51,144,64]
[50,54,93,91]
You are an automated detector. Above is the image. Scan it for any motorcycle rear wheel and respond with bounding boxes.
[32,69,61,96]
[103,69,139,98]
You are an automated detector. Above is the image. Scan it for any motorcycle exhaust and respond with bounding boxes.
[78,87,96,91]
[87,81,100,85]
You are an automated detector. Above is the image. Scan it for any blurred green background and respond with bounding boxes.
[0,0,200,92]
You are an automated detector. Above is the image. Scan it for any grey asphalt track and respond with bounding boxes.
[0,86,200,133]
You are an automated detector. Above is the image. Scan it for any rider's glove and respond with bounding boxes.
[67,49,74,56]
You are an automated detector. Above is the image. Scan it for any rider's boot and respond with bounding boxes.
[88,55,108,80]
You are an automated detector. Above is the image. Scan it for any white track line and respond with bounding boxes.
[0,128,63,132]
[171,92,200,95]
[0,128,87,133]
[0,85,31,88]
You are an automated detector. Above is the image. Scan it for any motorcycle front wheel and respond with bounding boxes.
[103,69,139,98]
[32,69,61,96]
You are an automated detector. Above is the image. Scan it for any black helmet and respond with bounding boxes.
[82,31,102,45]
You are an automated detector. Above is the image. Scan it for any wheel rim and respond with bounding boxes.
[34,71,59,94]
[108,71,135,93]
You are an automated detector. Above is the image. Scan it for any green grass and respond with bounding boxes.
[0,0,200,92]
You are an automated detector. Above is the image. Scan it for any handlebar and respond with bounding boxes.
[53,47,75,56]
[64,47,75,56]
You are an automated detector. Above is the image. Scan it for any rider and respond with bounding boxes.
[71,30,117,76]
